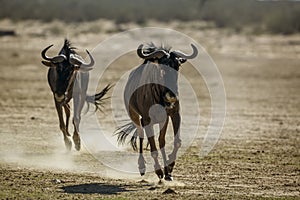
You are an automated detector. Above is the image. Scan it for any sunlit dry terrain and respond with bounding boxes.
[0,19,299,199]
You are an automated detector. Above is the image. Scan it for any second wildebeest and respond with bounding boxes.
[41,39,110,151]
[116,43,198,180]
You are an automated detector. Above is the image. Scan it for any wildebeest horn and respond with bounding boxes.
[41,44,66,63]
[69,50,95,68]
[137,44,169,59]
[82,50,95,67]
[173,44,198,59]
[41,45,53,61]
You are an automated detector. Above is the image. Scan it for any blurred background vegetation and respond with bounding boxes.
[0,0,300,34]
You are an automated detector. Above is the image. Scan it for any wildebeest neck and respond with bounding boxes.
[124,61,179,120]
[56,66,75,95]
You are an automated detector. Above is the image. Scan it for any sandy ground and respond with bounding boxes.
[0,19,299,199]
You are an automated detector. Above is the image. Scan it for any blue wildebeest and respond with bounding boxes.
[116,43,198,180]
[41,39,110,151]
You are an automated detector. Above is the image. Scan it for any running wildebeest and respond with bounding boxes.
[116,43,198,180]
[41,39,110,151]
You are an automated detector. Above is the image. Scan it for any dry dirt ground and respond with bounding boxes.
[0,19,299,199]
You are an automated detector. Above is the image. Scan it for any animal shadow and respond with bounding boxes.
[61,183,131,195]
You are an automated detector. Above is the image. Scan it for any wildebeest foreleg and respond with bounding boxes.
[55,100,72,150]
[145,125,164,179]
[72,93,85,151]
[168,113,181,174]
[72,72,88,151]
[63,104,71,136]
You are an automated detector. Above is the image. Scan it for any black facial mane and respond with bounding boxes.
[59,39,77,57]
[143,42,172,54]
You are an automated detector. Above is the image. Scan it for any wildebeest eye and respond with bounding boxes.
[178,58,187,64]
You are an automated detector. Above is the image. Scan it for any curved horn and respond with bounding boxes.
[41,44,54,61]
[41,44,66,63]
[81,50,95,67]
[173,44,198,59]
[69,50,95,68]
[137,44,168,59]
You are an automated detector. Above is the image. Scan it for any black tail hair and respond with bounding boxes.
[114,122,138,151]
[86,84,112,112]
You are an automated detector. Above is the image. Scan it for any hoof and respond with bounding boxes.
[158,179,163,185]
[164,174,173,181]
[66,130,71,137]
[139,167,146,176]
[154,163,164,179]
[155,168,164,179]
[167,161,175,173]
[64,137,72,151]
[74,142,81,151]
[73,135,81,151]
[138,156,146,176]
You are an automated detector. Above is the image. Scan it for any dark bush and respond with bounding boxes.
[0,0,299,34]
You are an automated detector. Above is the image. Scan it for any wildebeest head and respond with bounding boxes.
[137,43,198,71]
[41,39,95,99]
[136,43,198,108]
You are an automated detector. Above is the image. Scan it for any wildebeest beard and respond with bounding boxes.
[55,68,74,97]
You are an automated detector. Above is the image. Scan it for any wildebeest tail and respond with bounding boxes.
[114,122,138,151]
[86,84,112,111]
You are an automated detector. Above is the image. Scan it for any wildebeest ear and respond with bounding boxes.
[41,61,52,67]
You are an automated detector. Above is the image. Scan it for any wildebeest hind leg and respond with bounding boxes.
[168,113,181,174]
[145,125,163,179]
[158,118,173,181]
[138,136,146,176]
[129,107,146,176]
[136,125,146,176]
